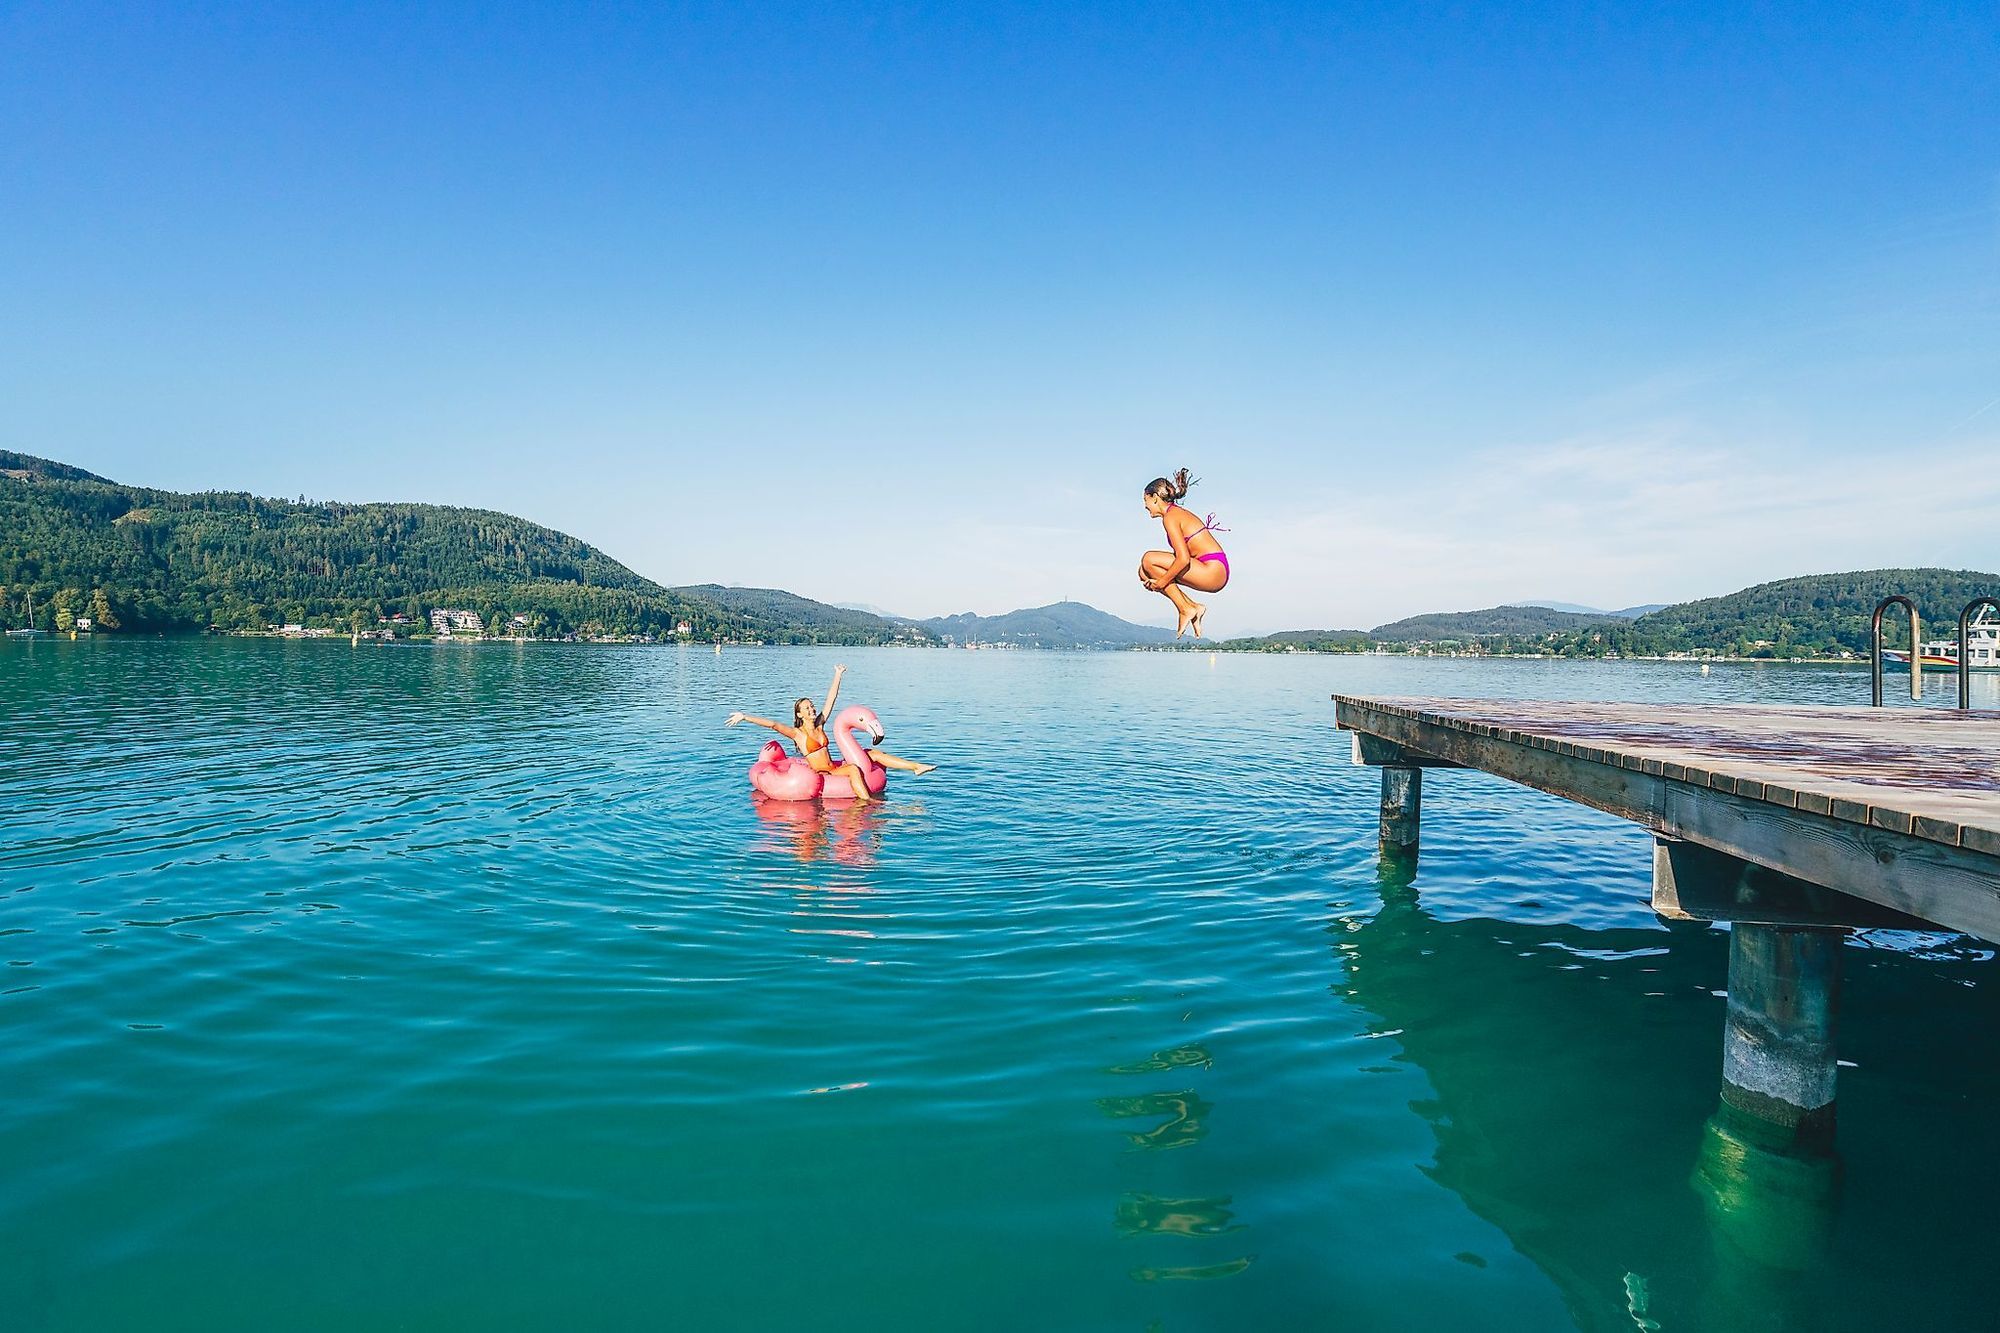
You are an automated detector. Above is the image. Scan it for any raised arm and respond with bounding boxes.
[728,712,793,739]
[821,664,846,722]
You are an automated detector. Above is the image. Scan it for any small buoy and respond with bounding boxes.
[1701,663,1711,676]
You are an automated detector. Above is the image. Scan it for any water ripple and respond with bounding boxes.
[2,641,1995,1331]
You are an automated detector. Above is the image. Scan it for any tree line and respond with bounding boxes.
[0,453,904,642]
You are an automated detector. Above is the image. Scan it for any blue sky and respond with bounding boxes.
[3,2,1996,631]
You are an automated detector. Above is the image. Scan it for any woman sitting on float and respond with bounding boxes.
[727,664,935,803]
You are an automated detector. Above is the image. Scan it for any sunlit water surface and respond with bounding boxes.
[3,640,1995,1331]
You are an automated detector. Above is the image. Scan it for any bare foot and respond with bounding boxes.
[912,763,938,776]
[1189,605,1207,639]
[1175,609,1192,638]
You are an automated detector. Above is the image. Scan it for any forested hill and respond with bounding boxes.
[675,585,918,641]
[1368,605,1625,641]
[1614,569,2000,657]
[1221,569,2000,657]
[0,451,904,641]
[918,601,1176,648]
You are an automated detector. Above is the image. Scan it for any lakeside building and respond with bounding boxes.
[429,609,485,636]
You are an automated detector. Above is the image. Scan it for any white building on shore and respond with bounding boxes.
[430,609,485,636]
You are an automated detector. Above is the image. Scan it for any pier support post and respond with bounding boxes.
[1379,766,1422,853]
[1719,923,1842,1154]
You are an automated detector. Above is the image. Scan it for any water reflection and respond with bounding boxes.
[1112,1192,1244,1238]
[751,796,883,868]
[1104,1044,1214,1075]
[1129,1256,1256,1282]
[1099,1039,1253,1285]
[1333,851,1848,1329]
[1096,1090,1213,1152]
[1694,1105,1839,1272]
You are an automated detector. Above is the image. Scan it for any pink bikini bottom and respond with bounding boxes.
[1197,551,1229,575]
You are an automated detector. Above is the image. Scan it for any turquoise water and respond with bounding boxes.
[3,640,1995,1331]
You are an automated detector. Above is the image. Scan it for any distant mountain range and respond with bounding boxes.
[1521,600,1667,618]
[0,451,1171,646]
[8,451,1991,659]
[680,588,1177,648]
[1224,570,2000,658]
[913,601,1176,648]
[1367,605,1627,642]
[674,585,925,642]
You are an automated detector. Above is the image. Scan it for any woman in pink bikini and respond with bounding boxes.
[1137,468,1230,638]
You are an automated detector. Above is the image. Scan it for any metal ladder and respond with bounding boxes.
[1957,597,1999,710]
[1871,595,1920,706]
[1871,594,1997,710]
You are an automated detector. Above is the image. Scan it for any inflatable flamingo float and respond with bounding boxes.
[749,704,889,802]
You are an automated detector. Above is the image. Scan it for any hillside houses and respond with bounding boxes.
[429,608,484,636]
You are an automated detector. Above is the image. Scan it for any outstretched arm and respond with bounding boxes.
[728,712,793,738]
[821,664,846,722]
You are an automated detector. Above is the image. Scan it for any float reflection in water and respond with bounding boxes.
[752,795,884,868]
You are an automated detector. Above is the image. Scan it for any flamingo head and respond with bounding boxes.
[832,704,885,744]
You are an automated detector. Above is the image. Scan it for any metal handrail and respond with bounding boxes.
[1958,597,1999,710]
[1871,595,1921,706]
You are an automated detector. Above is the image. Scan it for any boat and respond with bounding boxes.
[1884,605,2000,671]
[5,592,45,637]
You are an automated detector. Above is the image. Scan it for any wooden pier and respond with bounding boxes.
[1334,695,2000,1154]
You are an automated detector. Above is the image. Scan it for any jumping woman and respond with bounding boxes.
[727,663,936,802]
[1138,469,1229,638]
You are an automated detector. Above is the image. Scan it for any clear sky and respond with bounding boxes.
[4,2,1996,632]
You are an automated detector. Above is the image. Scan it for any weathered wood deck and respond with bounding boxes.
[1333,695,2000,943]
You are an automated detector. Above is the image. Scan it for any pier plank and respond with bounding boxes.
[1335,696,2000,941]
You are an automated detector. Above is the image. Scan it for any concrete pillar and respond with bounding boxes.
[1379,766,1421,853]
[1720,923,1842,1154]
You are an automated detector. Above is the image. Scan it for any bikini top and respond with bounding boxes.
[1172,505,1228,546]
[800,727,831,766]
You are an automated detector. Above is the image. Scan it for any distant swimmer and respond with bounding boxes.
[1137,468,1230,638]
[727,663,936,803]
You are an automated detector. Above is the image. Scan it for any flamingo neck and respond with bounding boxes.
[831,716,878,774]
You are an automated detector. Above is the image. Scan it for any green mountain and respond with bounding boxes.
[675,585,929,643]
[1222,569,2000,657]
[1369,605,1627,641]
[0,451,903,642]
[918,600,1175,648]
[1217,628,1373,653]
[1610,569,2000,658]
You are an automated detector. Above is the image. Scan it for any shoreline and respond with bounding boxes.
[3,633,1901,666]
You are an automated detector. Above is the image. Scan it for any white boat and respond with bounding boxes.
[1884,604,2000,671]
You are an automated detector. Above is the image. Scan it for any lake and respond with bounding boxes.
[3,639,1995,1331]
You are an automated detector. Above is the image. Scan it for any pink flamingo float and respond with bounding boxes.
[748,704,889,802]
